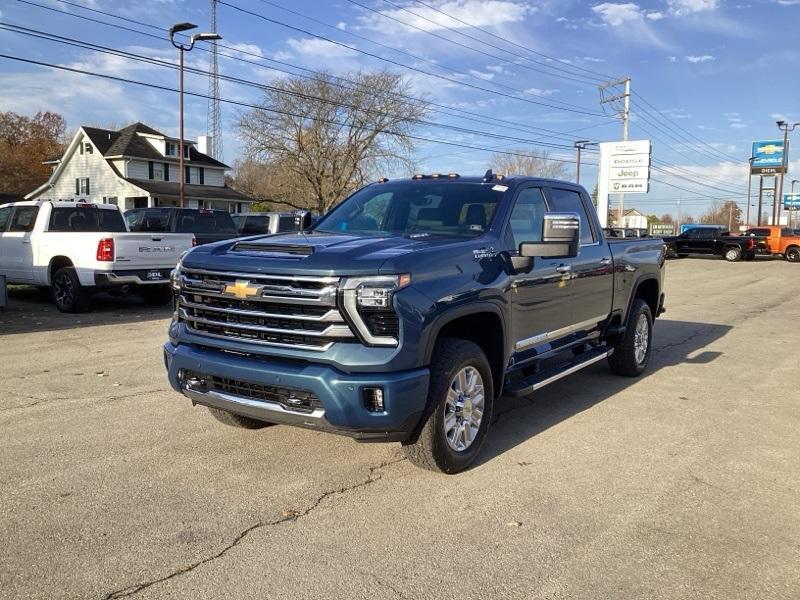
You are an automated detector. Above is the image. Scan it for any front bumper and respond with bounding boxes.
[164,342,430,442]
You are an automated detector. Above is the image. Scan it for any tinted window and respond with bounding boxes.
[277,215,300,232]
[128,208,172,232]
[781,228,794,236]
[242,215,271,234]
[49,207,126,232]
[507,187,546,248]
[0,205,14,231]
[9,206,39,232]
[746,228,771,237]
[176,210,236,234]
[547,188,595,244]
[316,182,502,238]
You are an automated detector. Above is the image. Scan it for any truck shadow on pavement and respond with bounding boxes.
[0,285,172,336]
[476,319,731,468]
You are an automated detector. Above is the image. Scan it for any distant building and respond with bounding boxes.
[26,122,253,212]
[617,208,648,230]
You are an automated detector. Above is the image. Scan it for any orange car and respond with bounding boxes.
[744,226,800,262]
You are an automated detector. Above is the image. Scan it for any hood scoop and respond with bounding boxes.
[232,242,314,256]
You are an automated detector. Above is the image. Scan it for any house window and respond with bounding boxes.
[79,140,84,155]
[165,142,176,156]
[75,178,90,195]
[184,145,190,159]
[107,197,118,206]
[84,142,93,154]
[152,162,164,181]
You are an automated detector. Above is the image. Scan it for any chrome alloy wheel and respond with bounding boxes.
[443,366,485,452]
[633,313,650,365]
[53,273,74,308]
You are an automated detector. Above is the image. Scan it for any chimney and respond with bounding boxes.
[197,135,211,156]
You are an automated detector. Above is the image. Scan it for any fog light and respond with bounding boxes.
[363,387,385,412]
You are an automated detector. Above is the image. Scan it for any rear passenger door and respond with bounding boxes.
[1,206,39,282]
[546,186,613,333]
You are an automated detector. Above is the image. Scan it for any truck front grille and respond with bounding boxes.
[177,268,355,351]
[182,370,322,413]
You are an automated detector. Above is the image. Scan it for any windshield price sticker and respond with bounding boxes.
[492,185,509,192]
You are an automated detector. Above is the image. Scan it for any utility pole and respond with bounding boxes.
[677,194,682,228]
[728,204,734,232]
[573,140,597,185]
[207,0,223,161]
[745,157,754,226]
[599,77,631,224]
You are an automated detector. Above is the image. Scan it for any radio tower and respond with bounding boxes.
[207,0,223,161]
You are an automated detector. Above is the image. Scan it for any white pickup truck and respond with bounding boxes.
[0,201,194,312]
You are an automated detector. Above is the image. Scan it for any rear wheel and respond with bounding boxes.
[402,339,494,474]
[785,247,800,263]
[140,284,173,306]
[207,407,275,429]
[723,246,742,262]
[744,254,755,261]
[51,267,91,313]
[608,299,653,377]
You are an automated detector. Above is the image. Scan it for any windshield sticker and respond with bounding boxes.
[492,185,508,192]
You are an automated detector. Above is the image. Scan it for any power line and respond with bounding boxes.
[15,0,612,144]
[216,0,611,117]
[0,51,590,168]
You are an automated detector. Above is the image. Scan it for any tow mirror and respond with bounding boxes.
[519,213,580,259]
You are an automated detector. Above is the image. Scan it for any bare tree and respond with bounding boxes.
[490,149,567,179]
[237,70,428,214]
[699,200,743,230]
[659,213,674,224]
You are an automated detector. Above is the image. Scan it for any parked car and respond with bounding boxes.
[231,211,312,236]
[164,173,666,473]
[0,201,194,312]
[679,223,727,235]
[604,227,650,238]
[742,226,800,262]
[124,207,238,245]
[663,226,762,261]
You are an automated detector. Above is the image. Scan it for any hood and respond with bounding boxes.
[180,230,480,276]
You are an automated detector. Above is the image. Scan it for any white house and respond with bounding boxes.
[27,122,254,212]
[618,208,649,230]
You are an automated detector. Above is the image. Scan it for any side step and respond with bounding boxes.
[504,347,613,398]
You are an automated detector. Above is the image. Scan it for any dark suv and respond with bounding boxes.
[125,208,239,245]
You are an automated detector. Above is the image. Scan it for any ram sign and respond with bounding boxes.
[751,140,787,175]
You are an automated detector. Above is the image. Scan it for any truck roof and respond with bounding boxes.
[370,174,585,189]
[0,200,120,210]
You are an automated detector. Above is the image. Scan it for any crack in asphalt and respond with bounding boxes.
[0,388,168,413]
[101,457,407,599]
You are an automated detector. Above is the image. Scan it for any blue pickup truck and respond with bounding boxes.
[164,172,666,473]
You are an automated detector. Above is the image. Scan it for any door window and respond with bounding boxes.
[8,206,39,232]
[0,206,12,231]
[547,188,595,244]
[507,187,546,249]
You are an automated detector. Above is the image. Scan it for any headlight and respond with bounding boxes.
[171,251,190,292]
[341,274,410,346]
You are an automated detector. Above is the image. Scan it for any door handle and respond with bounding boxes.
[555,264,571,274]
[599,257,611,266]
[21,238,31,244]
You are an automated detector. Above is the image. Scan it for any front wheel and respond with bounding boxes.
[785,247,800,263]
[608,299,653,377]
[723,246,742,262]
[402,339,494,474]
[51,267,91,313]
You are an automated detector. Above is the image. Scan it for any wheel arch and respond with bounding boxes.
[626,276,660,326]
[48,256,74,285]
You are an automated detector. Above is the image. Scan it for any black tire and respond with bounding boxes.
[665,245,678,259]
[140,284,173,306]
[785,247,800,263]
[51,267,91,313]
[608,299,653,377]
[402,339,494,474]
[723,246,742,262]
[207,407,275,429]
[744,254,755,261]
[677,254,688,258]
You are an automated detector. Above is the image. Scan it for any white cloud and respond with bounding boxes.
[668,55,678,62]
[468,68,495,80]
[592,3,643,26]
[358,0,535,34]
[685,54,715,62]
[336,22,347,30]
[668,0,718,15]
[286,37,357,58]
[646,11,665,19]
[524,87,559,96]
[582,56,605,62]
[221,42,264,62]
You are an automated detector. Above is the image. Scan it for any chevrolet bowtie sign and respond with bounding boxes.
[224,280,263,299]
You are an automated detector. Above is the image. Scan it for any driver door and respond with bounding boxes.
[506,186,574,361]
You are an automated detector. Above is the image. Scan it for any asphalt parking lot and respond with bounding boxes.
[1,258,799,600]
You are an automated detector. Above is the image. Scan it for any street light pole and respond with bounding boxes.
[746,157,754,226]
[792,179,799,228]
[775,120,799,226]
[169,23,222,209]
[573,140,597,185]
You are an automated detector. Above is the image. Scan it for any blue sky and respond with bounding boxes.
[1,0,799,216]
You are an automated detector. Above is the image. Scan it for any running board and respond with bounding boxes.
[504,347,613,398]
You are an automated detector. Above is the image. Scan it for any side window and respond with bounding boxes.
[547,188,595,244]
[8,207,39,232]
[507,187,546,249]
[0,206,12,231]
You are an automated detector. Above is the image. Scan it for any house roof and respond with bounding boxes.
[82,122,230,168]
[126,179,253,202]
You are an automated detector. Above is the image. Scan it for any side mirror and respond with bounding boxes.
[297,211,312,229]
[519,213,580,259]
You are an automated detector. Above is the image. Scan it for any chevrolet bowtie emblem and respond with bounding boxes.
[224,280,262,299]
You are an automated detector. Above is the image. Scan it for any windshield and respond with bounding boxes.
[176,210,237,234]
[315,182,503,238]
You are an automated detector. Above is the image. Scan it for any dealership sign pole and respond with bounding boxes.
[750,140,787,225]
[597,140,651,228]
